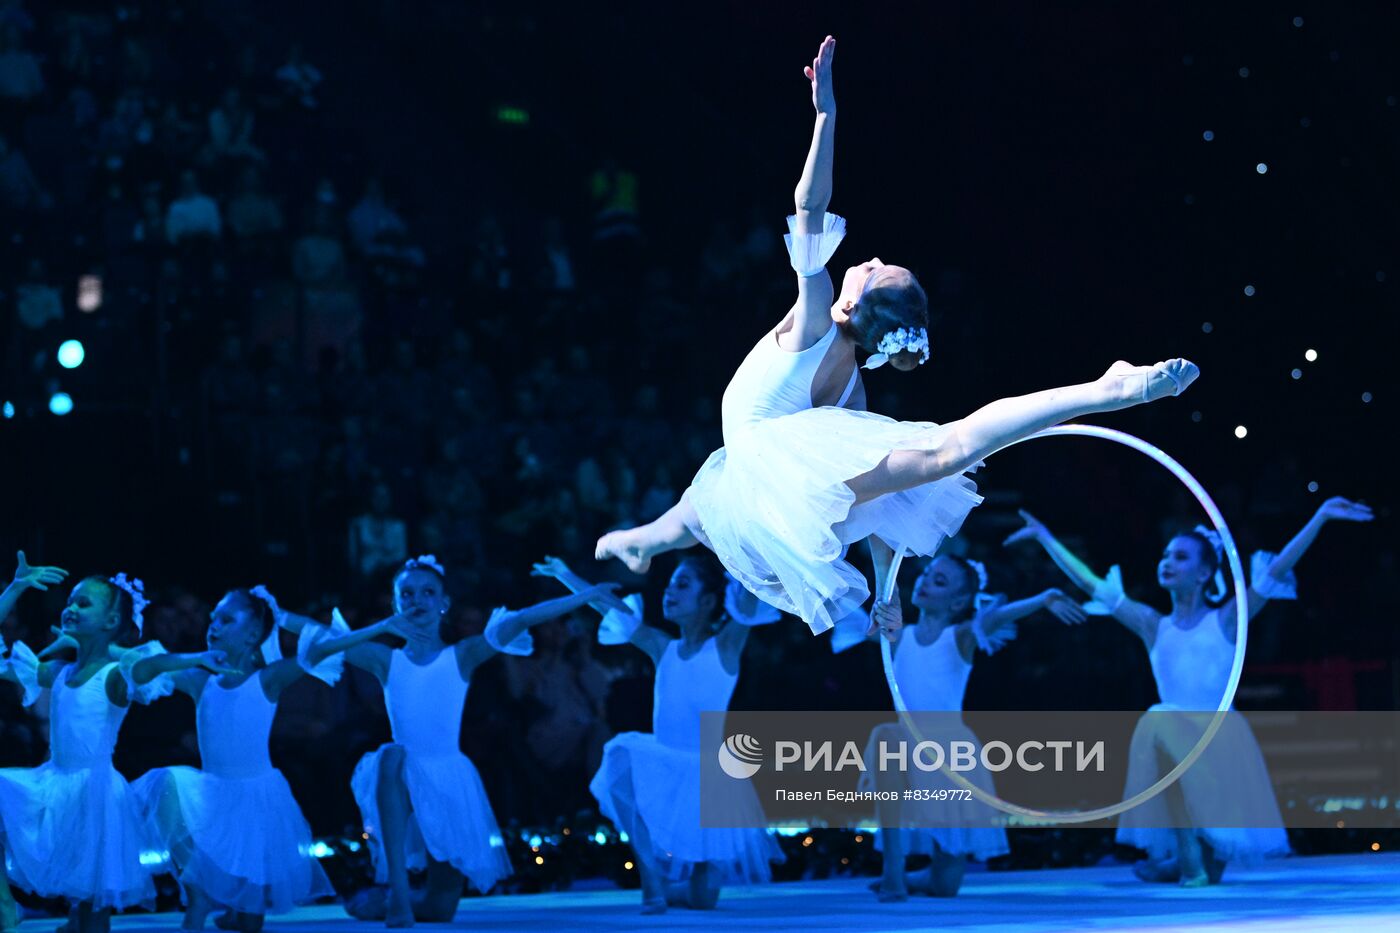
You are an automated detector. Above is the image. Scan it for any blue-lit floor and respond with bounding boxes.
[22,853,1400,932]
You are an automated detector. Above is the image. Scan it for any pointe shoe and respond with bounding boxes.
[640,896,668,915]
[594,531,653,575]
[1106,359,1199,404]
[1132,858,1181,884]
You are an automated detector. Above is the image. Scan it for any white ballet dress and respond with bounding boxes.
[1115,611,1290,863]
[684,214,983,636]
[131,673,335,913]
[0,660,157,909]
[859,624,1009,860]
[589,637,783,884]
[351,649,511,892]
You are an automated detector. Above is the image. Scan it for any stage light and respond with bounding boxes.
[594,831,606,845]
[1291,369,1302,380]
[624,861,634,870]
[1234,425,1248,439]
[534,856,544,865]
[1202,322,1213,333]
[1373,843,1382,852]
[1300,116,1311,128]
[1305,348,1318,361]
[1239,67,1250,78]
[1293,16,1303,27]
[2,401,12,419]
[77,274,102,313]
[1202,130,1215,141]
[58,339,85,369]
[1308,482,1319,493]
[309,842,333,859]
[1191,411,1202,423]
[1243,285,1255,296]
[1256,162,1269,174]
[49,393,73,416]
[803,836,813,847]
[1362,392,1373,403]
[1378,272,1387,282]
[855,834,864,843]
[529,834,542,848]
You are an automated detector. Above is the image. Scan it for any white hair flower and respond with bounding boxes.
[862,327,931,371]
[109,572,150,635]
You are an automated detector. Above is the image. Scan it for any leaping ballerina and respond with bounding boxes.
[597,34,1198,639]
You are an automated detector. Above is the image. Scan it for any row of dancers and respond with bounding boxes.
[0,486,1371,932]
[0,29,1377,929]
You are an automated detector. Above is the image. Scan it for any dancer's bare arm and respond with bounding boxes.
[532,557,670,665]
[1004,510,1160,645]
[458,583,622,675]
[1215,496,1373,640]
[786,35,838,350]
[952,589,1086,660]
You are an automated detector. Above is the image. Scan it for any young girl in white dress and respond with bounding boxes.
[0,572,159,933]
[866,555,1085,901]
[126,587,349,932]
[532,553,784,915]
[1006,496,1373,886]
[597,35,1197,641]
[281,555,619,927]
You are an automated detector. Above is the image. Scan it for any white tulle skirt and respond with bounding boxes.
[0,763,157,910]
[1115,705,1291,863]
[686,408,982,635]
[351,744,512,893]
[859,722,1009,861]
[131,766,334,913]
[590,732,783,884]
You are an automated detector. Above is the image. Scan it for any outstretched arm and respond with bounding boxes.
[784,35,839,350]
[530,557,630,618]
[953,588,1086,659]
[532,557,671,665]
[1218,496,1373,634]
[1005,510,1160,645]
[457,583,623,675]
[0,551,68,623]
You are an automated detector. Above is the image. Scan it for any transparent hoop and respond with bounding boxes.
[880,424,1249,824]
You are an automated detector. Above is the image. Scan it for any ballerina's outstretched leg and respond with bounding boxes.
[847,360,1198,503]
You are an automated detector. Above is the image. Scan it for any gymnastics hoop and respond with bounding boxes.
[879,423,1249,825]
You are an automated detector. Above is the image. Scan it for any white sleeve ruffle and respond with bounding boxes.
[598,594,644,646]
[296,608,352,685]
[724,577,782,627]
[1082,565,1126,616]
[1,640,42,707]
[783,212,847,277]
[119,641,174,704]
[1250,551,1298,601]
[970,594,1017,655]
[484,606,534,657]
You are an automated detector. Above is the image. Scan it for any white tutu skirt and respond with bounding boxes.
[859,722,1009,861]
[1115,705,1290,863]
[590,732,783,884]
[686,408,982,635]
[131,766,334,913]
[351,744,512,893]
[0,763,157,910]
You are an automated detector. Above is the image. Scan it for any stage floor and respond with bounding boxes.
[25,852,1400,932]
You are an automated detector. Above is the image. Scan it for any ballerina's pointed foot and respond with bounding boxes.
[595,530,653,575]
[1104,359,1199,406]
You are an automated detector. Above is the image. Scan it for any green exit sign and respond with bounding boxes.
[495,106,530,125]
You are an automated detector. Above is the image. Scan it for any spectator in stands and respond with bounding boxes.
[165,169,222,244]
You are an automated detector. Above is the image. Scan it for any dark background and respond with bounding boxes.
[0,0,1393,855]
